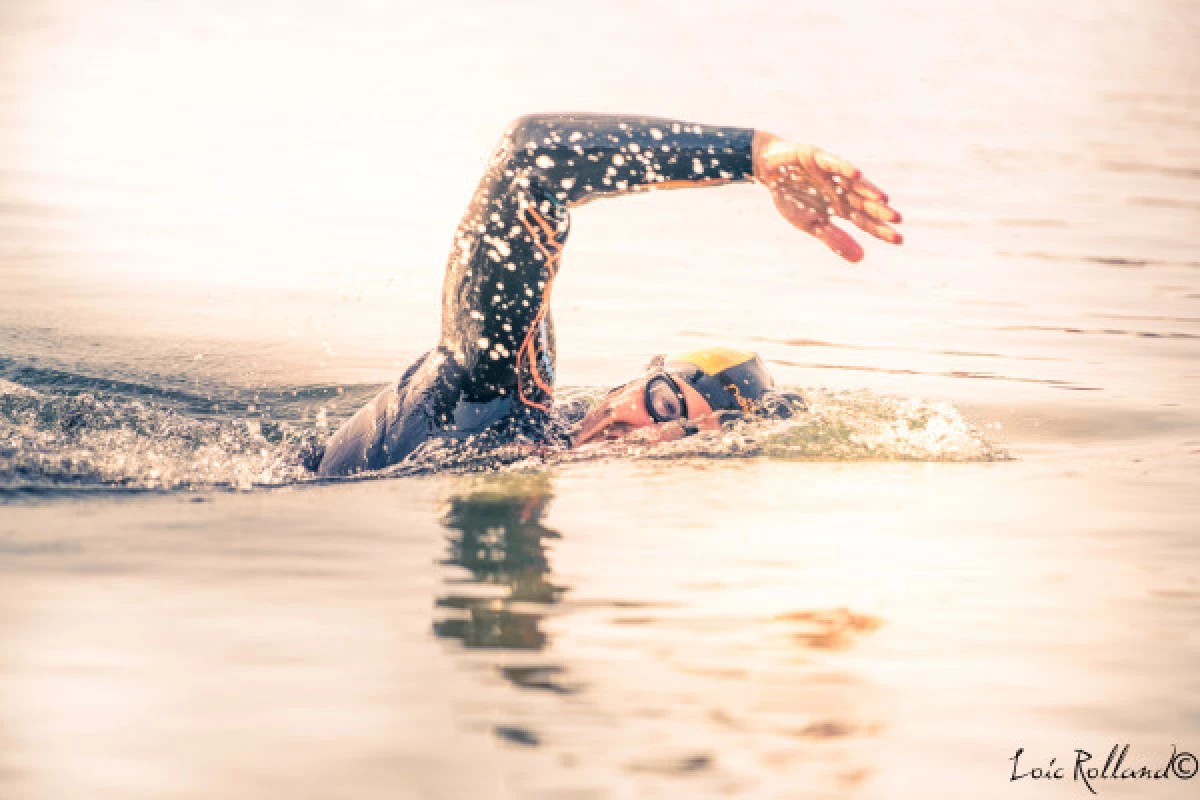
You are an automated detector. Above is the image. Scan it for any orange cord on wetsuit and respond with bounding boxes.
[515,202,563,412]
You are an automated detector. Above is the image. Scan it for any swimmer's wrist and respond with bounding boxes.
[752,130,781,182]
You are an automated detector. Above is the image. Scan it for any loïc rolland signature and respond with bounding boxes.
[1010,745,1197,794]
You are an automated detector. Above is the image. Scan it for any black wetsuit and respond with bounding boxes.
[317,114,756,476]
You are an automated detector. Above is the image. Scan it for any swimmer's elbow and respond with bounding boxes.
[483,116,540,177]
[504,115,585,203]
[506,114,548,150]
[505,114,578,162]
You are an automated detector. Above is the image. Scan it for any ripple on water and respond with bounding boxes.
[1001,250,1200,269]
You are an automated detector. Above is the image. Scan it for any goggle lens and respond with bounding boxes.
[645,375,687,423]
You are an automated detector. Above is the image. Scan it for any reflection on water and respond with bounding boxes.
[774,608,882,651]
[433,475,588,714]
[434,475,564,653]
[0,456,1193,798]
[427,470,898,795]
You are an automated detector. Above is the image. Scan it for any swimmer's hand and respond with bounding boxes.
[752,131,903,262]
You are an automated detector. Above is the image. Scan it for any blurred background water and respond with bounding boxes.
[1,0,1198,797]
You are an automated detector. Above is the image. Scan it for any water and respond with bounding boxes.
[1,0,1198,797]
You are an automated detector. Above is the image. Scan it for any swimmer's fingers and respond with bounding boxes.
[778,149,901,226]
[771,190,860,260]
[812,220,865,263]
[820,156,898,224]
[813,151,899,216]
[775,193,864,262]
[843,191,902,225]
[848,211,903,245]
[842,194,904,244]
[817,155,890,205]
[848,174,889,204]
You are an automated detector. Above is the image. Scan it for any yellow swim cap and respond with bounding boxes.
[666,347,774,414]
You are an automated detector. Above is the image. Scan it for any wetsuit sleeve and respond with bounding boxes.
[438,114,756,412]
[508,113,757,206]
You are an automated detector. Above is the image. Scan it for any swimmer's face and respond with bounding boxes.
[574,368,721,446]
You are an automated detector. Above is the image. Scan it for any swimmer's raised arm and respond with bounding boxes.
[437,114,904,413]
[437,113,762,411]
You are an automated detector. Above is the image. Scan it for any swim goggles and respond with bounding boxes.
[644,372,689,423]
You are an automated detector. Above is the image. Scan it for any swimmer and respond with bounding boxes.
[317,114,903,476]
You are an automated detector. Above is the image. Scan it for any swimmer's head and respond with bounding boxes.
[573,347,797,446]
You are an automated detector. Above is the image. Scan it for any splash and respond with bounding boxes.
[386,388,1000,477]
[1,381,999,495]
[0,381,315,494]
[558,388,1000,465]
